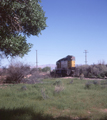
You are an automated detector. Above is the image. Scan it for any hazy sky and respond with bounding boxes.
[2,0,107,67]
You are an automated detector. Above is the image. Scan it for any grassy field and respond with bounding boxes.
[0,78,107,120]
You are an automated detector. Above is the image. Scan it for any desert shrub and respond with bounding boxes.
[100,72,106,78]
[43,73,51,79]
[21,85,27,90]
[50,70,56,77]
[5,63,30,84]
[85,81,91,89]
[22,71,51,84]
[22,72,43,84]
[0,67,8,83]
[0,67,7,76]
[92,66,100,76]
[54,85,64,94]
[75,63,107,78]
[101,85,107,89]
[101,80,107,89]
[75,65,89,77]
[80,73,84,80]
[0,70,3,76]
[101,80,107,85]
[74,68,80,77]
[68,80,73,84]
[95,64,107,77]
[80,65,89,77]
[97,74,102,79]
[104,71,107,77]
[53,80,64,94]
[88,73,93,78]
[38,67,42,72]
[53,80,61,86]
[30,68,38,74]
[93,80,99,85]
[0,76,6,84]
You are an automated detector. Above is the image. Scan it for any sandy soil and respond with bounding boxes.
[62,77,105,81]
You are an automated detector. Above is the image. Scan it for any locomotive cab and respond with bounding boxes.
[55,55,75,76]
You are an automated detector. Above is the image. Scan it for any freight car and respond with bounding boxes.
[51,55,75,77]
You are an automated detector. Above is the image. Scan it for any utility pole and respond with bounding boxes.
[84,50,88,65]
[36,50,38,71]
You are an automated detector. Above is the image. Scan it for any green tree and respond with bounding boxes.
[0,0,47,57]
[38,67,42,72]
[42,67,51,72]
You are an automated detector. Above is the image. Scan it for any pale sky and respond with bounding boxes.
[1,0,107,67]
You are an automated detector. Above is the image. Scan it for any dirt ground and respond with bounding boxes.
[62,77,105,81]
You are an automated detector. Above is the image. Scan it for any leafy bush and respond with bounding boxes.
[42,67,51,72]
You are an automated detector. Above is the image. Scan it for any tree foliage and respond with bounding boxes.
[0,0,47,57]
[42,67,51,72]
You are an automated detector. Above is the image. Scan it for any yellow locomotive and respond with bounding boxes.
[53,55,75,77]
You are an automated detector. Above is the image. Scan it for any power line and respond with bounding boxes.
[84,50,88,65]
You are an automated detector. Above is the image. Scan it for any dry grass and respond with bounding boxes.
[54,85,64,93]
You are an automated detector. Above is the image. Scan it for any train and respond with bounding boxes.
[51,55,75,77]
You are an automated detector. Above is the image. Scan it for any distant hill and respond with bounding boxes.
[38,64,56,70]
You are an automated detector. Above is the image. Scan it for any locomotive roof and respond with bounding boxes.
[56,55,75,62]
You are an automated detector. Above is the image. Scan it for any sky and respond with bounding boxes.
[1,0,107,67]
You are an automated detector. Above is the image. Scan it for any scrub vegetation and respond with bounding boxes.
[75,62,107,79]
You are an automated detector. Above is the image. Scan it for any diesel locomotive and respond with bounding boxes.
[51,55,75,77]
